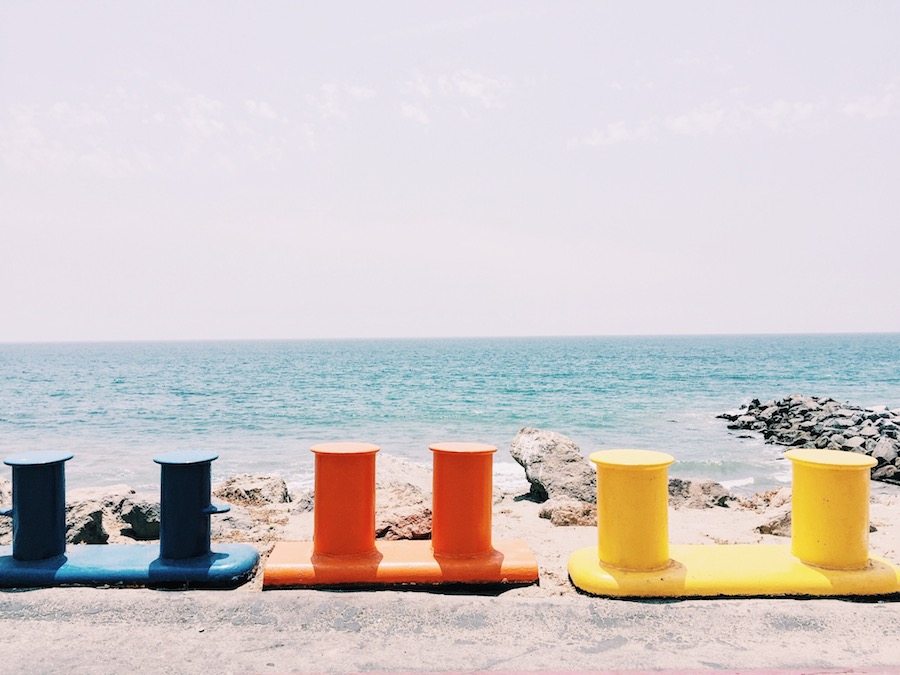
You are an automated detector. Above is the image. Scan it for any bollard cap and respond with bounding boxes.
[311,442,380,455]
[429,442,497,455]
[590,449,674,469]
[153,450,219,465]
[4,450,74,467]
[785,448,877,470]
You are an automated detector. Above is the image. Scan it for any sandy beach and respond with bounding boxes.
[1,455,898,673]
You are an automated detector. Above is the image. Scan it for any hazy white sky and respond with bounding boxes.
[2,2,898,341]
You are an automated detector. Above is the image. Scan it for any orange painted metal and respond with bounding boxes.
[430,442,495,557]
[264,539,538,587]
[311,442,379,556]
[262,441,539,589]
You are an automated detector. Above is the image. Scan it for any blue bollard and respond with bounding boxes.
[0,450,258,588]
[0,451,73,561]
[153,450,230,560]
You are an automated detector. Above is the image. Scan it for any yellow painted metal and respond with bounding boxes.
[786,448,877,570]
[569,446,900,598]
[568,544,900,597]
[591,449,674,571]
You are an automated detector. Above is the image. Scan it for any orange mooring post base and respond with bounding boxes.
[263,441,539,589]
[264,538,538,586]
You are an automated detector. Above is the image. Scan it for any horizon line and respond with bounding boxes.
[2,330,899,346]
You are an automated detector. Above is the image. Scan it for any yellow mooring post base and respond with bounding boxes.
[568,544,900,598]
[263,539,538,588]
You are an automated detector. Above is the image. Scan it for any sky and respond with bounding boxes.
[1,2,899,341]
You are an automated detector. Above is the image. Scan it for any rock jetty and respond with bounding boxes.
[718,394,900,484]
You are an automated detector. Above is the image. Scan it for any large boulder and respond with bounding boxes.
[509,428,595,503]
[668,478,736,509]
[871,437,899,464]
[738,487,792,511]
[210,474,293,543]
[119,496,160,540]
[67,501,109,544]
[375,482,432,540]
[0,477,10,507]
[756,508,877,536]
[213,474,291,507]
[538,498,596,526]
[0,479,10,545]
[756,509,792,537]
[211,501,292,544]
[67,485,144,544]
[291,480,434,540]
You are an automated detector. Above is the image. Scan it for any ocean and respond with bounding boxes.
[1,334,898,494]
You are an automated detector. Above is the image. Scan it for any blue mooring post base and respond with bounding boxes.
[0,543,259,589]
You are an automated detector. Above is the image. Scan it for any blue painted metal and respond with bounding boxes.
[1,452,73,561]
[0,543,258,589]
[153,450,231,560]
[0,450,259,589]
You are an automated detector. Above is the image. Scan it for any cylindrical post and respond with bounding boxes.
[311,442,379,556]
[153,451,230,560]
[786,448,876,570]
[430,442,496,557]
[592,449,674,571]
[2,451,73,561]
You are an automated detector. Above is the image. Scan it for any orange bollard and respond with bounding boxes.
[430,442,495,557]
[311,442,379,556]
[263,440,539,589]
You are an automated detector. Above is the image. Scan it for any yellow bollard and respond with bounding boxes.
[569,447,900,598]
[593,449,675,571]
[786,448,877,570]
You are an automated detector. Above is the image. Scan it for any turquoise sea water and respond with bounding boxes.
[1,335,898,493]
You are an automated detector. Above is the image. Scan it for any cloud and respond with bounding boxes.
[665,104,727,136]
[48,102,109,128]
[399,102,430,125]
[398,68,511,124]
[842,84,896,120]
[573,121,655,147]
[1,83,320,177]
[673,51,734,75]
[573,97,828,148]
[306,83,377,120]
[438,70,507,109]
[346,85,376,100]
[0,105,63,173]
[244,99,280,121]
[752,99,817,132]
[181,94,226,137]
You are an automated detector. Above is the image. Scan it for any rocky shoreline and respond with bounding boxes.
[719,394,900,484]
[0,429,742,549]
[3,413,898,551]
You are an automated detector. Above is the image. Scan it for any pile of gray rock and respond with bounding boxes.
[510,427,735,526]
[718,394,900,484]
